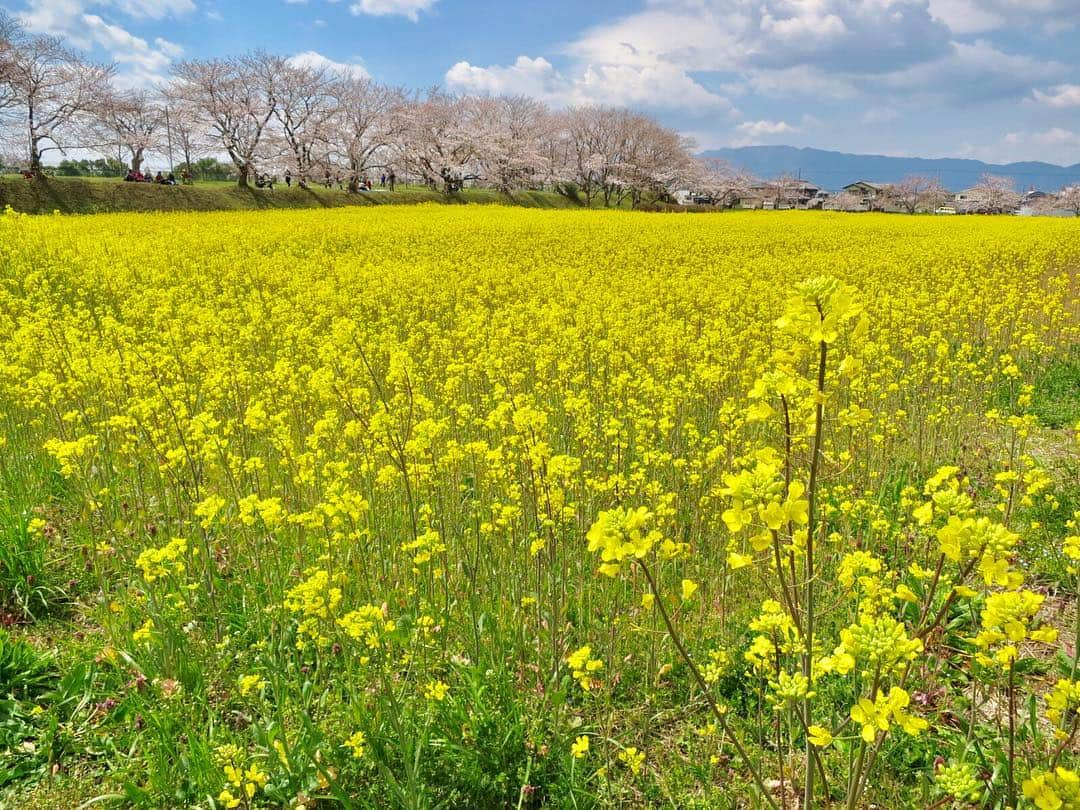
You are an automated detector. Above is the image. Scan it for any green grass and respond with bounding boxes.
[1032,346,1080,428]
[0,175,586,216]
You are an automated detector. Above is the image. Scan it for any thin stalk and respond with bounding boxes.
[804,335,828,810]
[1007,661,1016,809]
[637,559,779,810]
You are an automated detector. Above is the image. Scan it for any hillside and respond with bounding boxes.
[0,175,584,215]
[703,145,1080,191]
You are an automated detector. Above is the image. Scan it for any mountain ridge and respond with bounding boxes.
[701,145,1080,192]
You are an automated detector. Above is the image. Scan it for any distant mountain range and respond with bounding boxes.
[701,145,1080,192]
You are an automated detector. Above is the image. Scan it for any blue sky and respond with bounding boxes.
[4,0,1080,165]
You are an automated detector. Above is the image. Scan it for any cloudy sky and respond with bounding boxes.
[4,0,1080,165]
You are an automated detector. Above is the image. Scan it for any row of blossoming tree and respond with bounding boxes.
[0,11,749,205]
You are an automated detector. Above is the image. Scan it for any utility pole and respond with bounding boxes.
[165,105,175,173]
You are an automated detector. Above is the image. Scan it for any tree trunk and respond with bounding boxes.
[29,138,43,176]
[130,149,144,175]
[237,164,249,188]
[27,104,42,176]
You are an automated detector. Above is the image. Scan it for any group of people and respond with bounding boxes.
[115,165,401,192]
[280,169,397,193]
[124,169,182,185]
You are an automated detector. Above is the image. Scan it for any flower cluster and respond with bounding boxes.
[135,537,188,583]
[567,645,604,691]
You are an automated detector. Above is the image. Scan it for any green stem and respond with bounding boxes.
[637,559,779,810]
[805,336,828,810]
[1007,660,1016,809]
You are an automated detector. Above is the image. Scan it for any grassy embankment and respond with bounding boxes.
[0,174,585,215]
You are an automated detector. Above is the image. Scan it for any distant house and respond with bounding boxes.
[841,180,885,210]
[1017,189,1049,216]
[1018,189,1076,217]
[742,179,826,210]
[952,188,981,213]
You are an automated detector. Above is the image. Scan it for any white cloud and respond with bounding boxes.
[18,0,194,83]
[19,0,195,31]
[82,13,176,84]
[728,118,800,147]
[567,1,951,76]
[861,106,899,125]
[740,66,858,101]
[348,0,437,22]
[991,127,1080,164]
[109,0,195,19]
[288,50,369,79]
[1004,128,1080,150]
[736,119,797,137]
[929,0,1080,34]
[445,54,733,114]
[926,0,1005,35]
[882,40,1065,104]
[19,0,94,45]
[1033,84,1080,109]
[154,37,184,59]
[446,56,562,102]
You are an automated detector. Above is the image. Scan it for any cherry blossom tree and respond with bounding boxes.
[1052,185,1080,217]
[171,56,276,188]
[252,53,336,182]
[826,190,866,212]
[614,117,698,208]
[692,158,754,208]
[883,175,949,214]
[0,11,25,118]
[327,75,406,184]
[1,31,113,175]
[969,173,1021,214]
[563,105,626,206]
[762,174,805,209]
[470,95,553,192]
[93,88,164,174]
[160,88,212,177]
[395,90,477,193]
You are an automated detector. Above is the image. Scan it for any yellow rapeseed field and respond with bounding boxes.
[1,205,1078,809]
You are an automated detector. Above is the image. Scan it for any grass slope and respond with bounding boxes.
[0,175,584,215]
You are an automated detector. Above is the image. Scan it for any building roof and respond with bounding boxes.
[843,180,885,192]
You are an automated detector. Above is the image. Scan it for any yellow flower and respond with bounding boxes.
[586,507,663,576]
[567,646,604,691]
[807,726,833,747]
[1024,768,1080,810]
[424,679,449,701]
[238,674,266,697]
[344,730,366,758]
[132,619,155,644]
[727,552,753,570]
[681,579,699,601]
[618,746,645,776]
[571,735,589,759]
